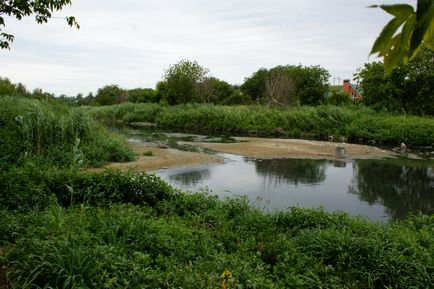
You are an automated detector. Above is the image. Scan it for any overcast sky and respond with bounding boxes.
[1,0,415,96]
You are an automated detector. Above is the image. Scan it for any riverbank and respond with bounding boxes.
[90,136,397,173]
[184,137,396,160]
[89,103,434,146]
[88,142,223,172]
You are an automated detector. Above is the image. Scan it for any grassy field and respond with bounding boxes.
[89,103,434,146]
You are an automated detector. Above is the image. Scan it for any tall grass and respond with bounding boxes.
[0,97,134,169]
[90,103,434,146]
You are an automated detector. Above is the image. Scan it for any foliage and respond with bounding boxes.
[370,0,434,74]
[355,48,434,115]
[90,102,434,145]
[0,0,79,49]
[0,77,29,96]
[0,168,174,211]
[326,91,353,106]
[197,77,236,104]
[94,85,129,106]
[162,59,209,105]
[128,88,159,103]
[241,65,330,106]
[0,97,134,169]
[1,181,432,288]
[240,68,268,103]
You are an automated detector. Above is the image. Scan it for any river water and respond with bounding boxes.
[114,125,434,221]
[155,153,434,221]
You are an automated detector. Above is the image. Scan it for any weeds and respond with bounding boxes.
[0,97,134,169]
[1,199,433,288]
[90,103,434,146]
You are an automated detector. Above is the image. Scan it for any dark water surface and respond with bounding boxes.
[110,124,434,221]
[155,154,434,221]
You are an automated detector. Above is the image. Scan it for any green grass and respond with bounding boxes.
[0,97,134,169]
[89,103,434,146]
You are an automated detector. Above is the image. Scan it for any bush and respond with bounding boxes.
[2,201,433,288]
[0,168,174,211]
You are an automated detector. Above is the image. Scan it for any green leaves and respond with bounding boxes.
[370,0,434,75]
[0,0,79,49]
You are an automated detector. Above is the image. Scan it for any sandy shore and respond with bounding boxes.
[181,137,395,160]
[88,143,224,172]
[90,137,396,172]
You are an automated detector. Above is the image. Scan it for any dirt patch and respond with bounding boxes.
[89,143,224,172]
[181,137,395,160]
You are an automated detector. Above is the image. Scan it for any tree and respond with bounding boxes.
[0,77,17,95]
[355,48,434,115]
[370,0,434,75]
[196,77,235,104]
[0,77,29,96]
[241,65,330,106]
[0,0,79,49]
[240,68,268,104]
[128,88,157,103]
[265,67,297,107]
[162,60,209,105]
[95,85,128,106]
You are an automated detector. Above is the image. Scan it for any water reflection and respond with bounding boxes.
[155,154,434,221]
[169,169,210,186]
[255,159,327,185]
[349,159,434,220]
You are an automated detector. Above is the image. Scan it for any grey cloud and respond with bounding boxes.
[1,0,414,95]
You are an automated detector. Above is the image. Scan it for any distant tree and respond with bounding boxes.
[288,65,330,106]
[240,68,268,104]
[265,67,298,107]
[0,0,79,49]
[155,81,168,104]
[128,88,157,103]
[241,65,330,106]
[325,91,353,106]
[95,85,128,106]
[355,48,434,114]
[162,60,209,105]
[0,77,17,96]
[31,88,55,101]
[370,0,433,75]
[197,77,235,104]
[80,92,95,105]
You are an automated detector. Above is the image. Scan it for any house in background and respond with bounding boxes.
[343,79,363,101]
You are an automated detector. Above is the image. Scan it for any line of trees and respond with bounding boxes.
[1,53,432,115]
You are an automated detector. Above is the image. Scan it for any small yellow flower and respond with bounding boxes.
[220,270,232,289]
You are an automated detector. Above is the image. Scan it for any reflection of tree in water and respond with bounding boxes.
[169,169,210,186]
[349,159,434,220]
[255,159,327,186]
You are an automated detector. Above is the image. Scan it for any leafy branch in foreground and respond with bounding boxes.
[0,0,79,49]
[370,0,434,75]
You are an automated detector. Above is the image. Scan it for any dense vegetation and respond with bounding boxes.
[90,103,434,146]
[0,97,133,169]
[356,48,434,115]
[1,169,433,288]
[0,95,433,289]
